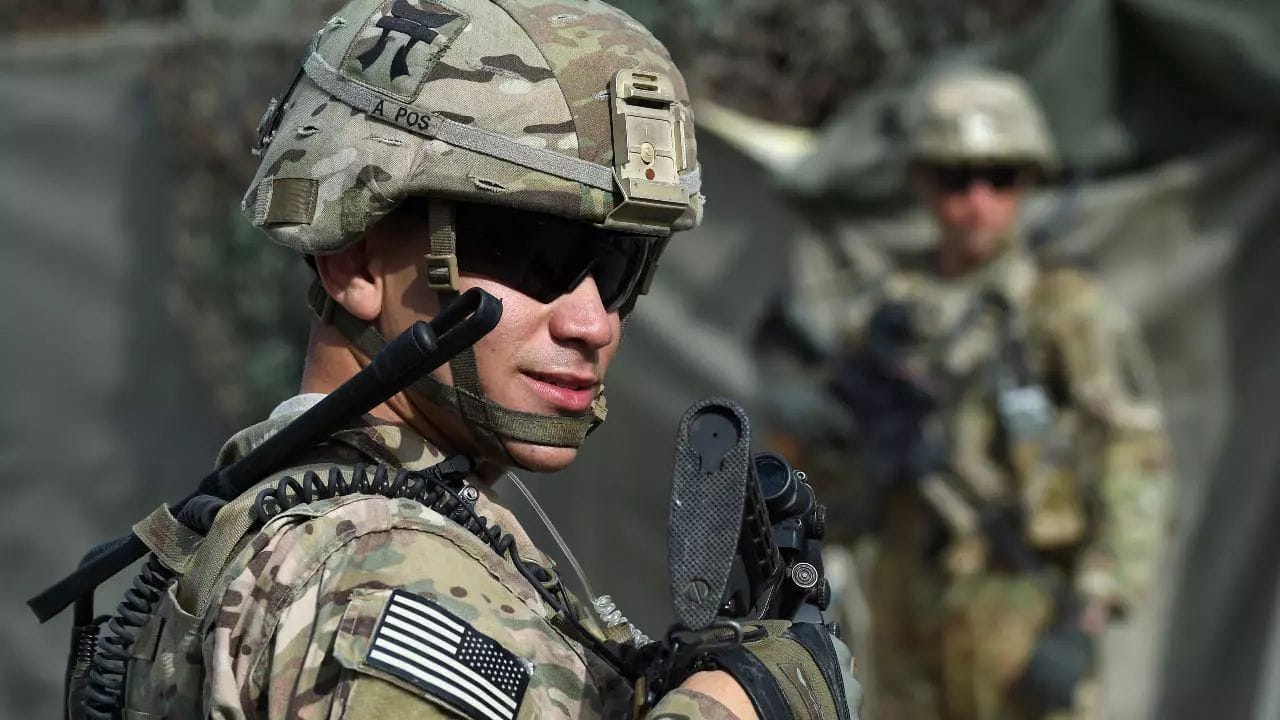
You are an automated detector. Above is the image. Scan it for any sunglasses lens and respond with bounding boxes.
[933,164,1022,192]
[591,236,650,311]
[454,204,652,311]
[935,166,973,192]
[986,165,1019,189]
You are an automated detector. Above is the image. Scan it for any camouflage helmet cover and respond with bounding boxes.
[908,69,1058,171]
[243,0,703,255]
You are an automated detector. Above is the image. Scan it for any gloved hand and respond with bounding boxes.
[1017,622,1095,710]
[706,620,862,720]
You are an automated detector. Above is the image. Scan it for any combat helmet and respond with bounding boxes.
[908,69,1058,172]
[243,0,703,462]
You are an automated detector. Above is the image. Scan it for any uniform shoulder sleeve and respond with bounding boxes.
[647,688,743,719]
[206,495,617,719]
[1033,267,1175,610]
[1031,266,1164,431]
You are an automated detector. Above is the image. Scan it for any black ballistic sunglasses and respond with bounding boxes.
[931,163,1026,193]
[454,204,659,314]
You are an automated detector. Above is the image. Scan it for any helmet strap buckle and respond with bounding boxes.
[424,253,460,291]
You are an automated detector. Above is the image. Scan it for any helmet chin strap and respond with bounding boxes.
[305,198,606,469]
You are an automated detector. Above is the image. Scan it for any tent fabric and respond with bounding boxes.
[784,0,1280,209]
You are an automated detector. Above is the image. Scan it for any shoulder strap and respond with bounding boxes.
[132,504,207,575]
[177,475,296,616]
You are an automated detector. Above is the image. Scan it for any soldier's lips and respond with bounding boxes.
[521,371,597,413]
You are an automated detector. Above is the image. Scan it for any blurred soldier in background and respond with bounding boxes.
[761,70,1173,720]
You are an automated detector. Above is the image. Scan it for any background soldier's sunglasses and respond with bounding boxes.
[930,163,1025,193]
[454,204,658,314]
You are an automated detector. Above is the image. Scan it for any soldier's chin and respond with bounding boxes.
[502,440,579,473]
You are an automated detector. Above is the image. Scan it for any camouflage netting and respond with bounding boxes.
[7,0,350,427]
[148,41,318,425]
[613,0,1055,126]
[1,0,182,32]
[783,0,1280,208]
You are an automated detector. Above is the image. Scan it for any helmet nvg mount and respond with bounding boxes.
[243,0,704,464]
[908,69,1058,173]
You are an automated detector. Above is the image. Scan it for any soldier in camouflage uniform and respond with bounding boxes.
[96,1,862,719]
[767,70,1172,720]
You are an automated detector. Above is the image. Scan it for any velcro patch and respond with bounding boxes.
[340,0,469,102]
[367,590,531,720]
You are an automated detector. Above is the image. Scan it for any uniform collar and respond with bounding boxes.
[931,243,1038,306]
[215,394,555,568]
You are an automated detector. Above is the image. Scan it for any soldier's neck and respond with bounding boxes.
[300,321,502,486]
[935,234,1015,278]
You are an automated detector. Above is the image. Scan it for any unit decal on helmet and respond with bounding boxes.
[341,0,470,101]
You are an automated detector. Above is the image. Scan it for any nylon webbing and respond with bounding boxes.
[428,198,457,259]
[429,114,615,191]
[301,50,615,192]
[325,301,600,447]
[132,504,205,575]
[425,197,461,290]
[178,482,276,615]
[451,347,510,458]
[409,368,601,446]
[307,276,335,322]
[424,198,506,455]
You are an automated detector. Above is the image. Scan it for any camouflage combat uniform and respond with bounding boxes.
[771,72,1173,720]
[112,0,726,714]
[826,249,1170,720]
[126,395,736,719]
[68,0,862,715]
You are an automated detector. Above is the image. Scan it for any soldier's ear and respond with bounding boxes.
[315,240,383,322]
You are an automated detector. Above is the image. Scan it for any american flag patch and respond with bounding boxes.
[366,590,532,720]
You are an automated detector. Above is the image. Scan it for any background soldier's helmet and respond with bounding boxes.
[908,69,1058,171]
[241,0,704,460]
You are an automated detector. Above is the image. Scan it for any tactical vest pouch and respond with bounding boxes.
[1021,420,1088,550]
[1024,468,1087,549]
[123,583,205,720]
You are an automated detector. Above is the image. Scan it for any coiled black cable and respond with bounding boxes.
[82,455,633,720]
[253,456,471,525]
[81,496,226,720]
[254,457,632,673]
[181,494,227,535]
[81,555,175,720]
[73,623,99,678]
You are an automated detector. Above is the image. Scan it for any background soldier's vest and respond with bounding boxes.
[875,258,1092,570]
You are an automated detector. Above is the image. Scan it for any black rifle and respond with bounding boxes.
[29,287,502,625]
